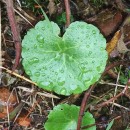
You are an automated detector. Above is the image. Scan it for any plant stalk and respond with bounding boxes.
[5,0,21,70]
[64,0,71,27]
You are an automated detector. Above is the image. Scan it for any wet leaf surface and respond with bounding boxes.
[44,104,96,130]
[22,20,108,95]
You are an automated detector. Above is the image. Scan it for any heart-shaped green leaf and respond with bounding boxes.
[22,20,108,95]
[44,104,96,130]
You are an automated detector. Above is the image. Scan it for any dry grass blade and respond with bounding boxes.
[16,6,35,21]
[14,8,34,27]
[0,66,59,99]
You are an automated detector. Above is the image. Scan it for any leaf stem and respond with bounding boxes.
[5,0,21,70]
[77,84,96,130]
[64,0,71,27]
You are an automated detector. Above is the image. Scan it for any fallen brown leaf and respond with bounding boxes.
[117,29,130,53]
[0,87,17,118]
[106,30,121,54]
[86,10,123,37]
[17,116,31,127]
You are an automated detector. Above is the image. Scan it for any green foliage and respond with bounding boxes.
[22,0,107,95]
[44,104,96,130]
[56,12,74,26]
[90,0,105,7]
[22,19,107,95]
[106,119,114,130]
[22,16,108,96]
[21,4,108,129]
[120,69,130,84]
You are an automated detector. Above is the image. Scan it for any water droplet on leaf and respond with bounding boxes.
[86,45,90,48]
[39,43,44,48]
[34,44,37,49]
[41,81,51,88]
[88,51,92,56]
[92,30,96,34]
[42,27,45,30]
[81,63,86,71]
[60,69,64,73]
[100,47,104,51]
[36,34,44,43]
[70,84,77,90]
[60,88,66,95]
[26,70,32,75]
[55,72,58,75]
[32,57,39,63]
[34,72,40,77]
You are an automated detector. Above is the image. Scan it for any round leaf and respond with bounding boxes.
[44,104,96,130]
[22,20,108,95]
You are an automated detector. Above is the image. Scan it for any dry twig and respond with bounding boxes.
[5,0,21,70]
[94,80,129,109]
[77,84,96,130]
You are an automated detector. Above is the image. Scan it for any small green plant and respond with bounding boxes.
[44,104,96,130]
[120,69,130,84]
[56,12,74,26]
[106,119,114,130]
[22,3,108,129]
[22,14,107,96]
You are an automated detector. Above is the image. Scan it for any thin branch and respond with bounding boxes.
[77,84,96,130]
[94,79,129,109]
[64,0,71,27]
[5,0,21,70]
[103,60,130,76]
